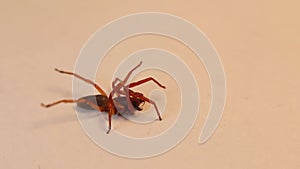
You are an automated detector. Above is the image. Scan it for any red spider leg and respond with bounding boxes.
[128,77,166,89]
[52,69,117,133]
[106,101,117,134]
[41,99,77,107]
[41,98,116,134]
[128,89,162,120]
[109,61,142,100]
[41,98,106,112]
[124,77,166,113]
[54,68,107,97]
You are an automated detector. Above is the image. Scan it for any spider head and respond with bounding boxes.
[130,93,145,111]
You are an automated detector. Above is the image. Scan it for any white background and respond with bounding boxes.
[1,0,299,169]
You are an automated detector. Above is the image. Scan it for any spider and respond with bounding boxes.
[41,61,166,134]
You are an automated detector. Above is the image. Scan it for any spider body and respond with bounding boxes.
[77,95,109,110]
[41,61,165,134]
[77,94,145,112]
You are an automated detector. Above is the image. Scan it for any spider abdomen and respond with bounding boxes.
[77,95,109,110]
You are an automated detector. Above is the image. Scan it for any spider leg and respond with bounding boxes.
[41,99,77,108]
[122,77,166,113]
[54,68,107,97]
[107,114,112,134]
[122,61,142,84]
[111,77,166,113]
[106,101,116,134]
[41,98,115,133]
[128,90,162,121]
[112,77,122,88]
[124,86,136,112]
[109,61,142,99]
[128,77,166,89]
[112,77,122,97]
[41,98,105,112]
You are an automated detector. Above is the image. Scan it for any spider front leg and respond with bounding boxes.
[128,90,163,121]
[128,77,166,89]
[124,77,166,113]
